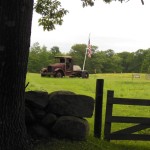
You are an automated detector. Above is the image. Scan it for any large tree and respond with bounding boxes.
[0,0,144,150]
[0,0,33,150]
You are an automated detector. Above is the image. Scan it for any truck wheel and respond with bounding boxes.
[55,71,63,78]
[41,74,45,77]
[82,72,89,78]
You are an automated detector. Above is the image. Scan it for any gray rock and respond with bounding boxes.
[31,124,50,138]
[25,91,49,109]
[25,107,35,124]
[46,94,94,118]
[32,108,46,120]
[52,116,89,140]
[49,90,76,99]
[42,113,57,127]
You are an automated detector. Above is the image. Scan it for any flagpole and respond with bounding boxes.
[82,48,88,71]
[82,34,90,71]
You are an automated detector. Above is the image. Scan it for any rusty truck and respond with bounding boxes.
[40,56,89,78]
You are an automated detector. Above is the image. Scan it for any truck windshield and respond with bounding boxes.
[60,58,65,63]
[54,58,65,63]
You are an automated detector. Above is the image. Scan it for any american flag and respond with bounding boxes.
[87,38,92,58]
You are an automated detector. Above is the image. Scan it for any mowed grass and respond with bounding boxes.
[26,73,150,150]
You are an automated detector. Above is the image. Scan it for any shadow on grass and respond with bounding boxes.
[33,136,150,150]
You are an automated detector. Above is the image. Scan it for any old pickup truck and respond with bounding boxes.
[40,56,89,78]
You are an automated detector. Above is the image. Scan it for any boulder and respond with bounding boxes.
[52,116,89,140]
[42,113,57,127]
[25,90,93,141]
[46,94,94,118]
[31,124,50,138]
[25,91,49,109]
[32,108,46,120]
[49,90,76,99]
[25,107,35,125]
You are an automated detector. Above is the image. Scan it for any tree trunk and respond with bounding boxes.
[0,0,33,150]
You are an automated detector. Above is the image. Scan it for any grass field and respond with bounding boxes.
[26,73,150,150]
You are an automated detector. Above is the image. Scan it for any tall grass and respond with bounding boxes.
[26,73,150,150]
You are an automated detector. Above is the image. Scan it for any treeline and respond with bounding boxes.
[28,42,150,74]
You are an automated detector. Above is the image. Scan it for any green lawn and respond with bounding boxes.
[26,73,150,150]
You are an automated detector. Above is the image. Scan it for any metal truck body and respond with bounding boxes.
[40,56,89,78]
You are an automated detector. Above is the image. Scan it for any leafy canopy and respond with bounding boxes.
[34,0,144,31]
[34,0,68,31]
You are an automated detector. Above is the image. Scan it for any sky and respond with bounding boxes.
[31,0,150,53]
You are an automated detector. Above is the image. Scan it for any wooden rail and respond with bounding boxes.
[132,73,140,79]
[104,90,150,141]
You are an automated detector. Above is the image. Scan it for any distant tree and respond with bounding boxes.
[132,49,146,73]
[50,46,61,56]
[87,50,106,73]
[111,54,123,73]
[102,50,121,73]
[68,43,98,71]
[69,44,87,68]
[28,43,61,72]
[82,0,144,6]
[28,42,40,72]
[105,49,115,57]
[38,46,51,70]
[141,49,150,73]
[118,52,134,73]
[48,46,62,64]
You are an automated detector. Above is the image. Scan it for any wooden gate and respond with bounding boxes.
[104,90,150,141]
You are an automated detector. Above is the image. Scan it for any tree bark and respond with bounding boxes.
[0,0,33,150]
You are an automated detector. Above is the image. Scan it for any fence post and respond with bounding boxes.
[94,79,104,138]
[104,90,114,141]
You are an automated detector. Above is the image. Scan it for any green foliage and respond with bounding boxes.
[80,0,144,8]
[48,46,61,61]
[50,46,60,56]
[91,51,106,73]
[28,43,150,74]
[68,44,102,73]
[131,49,147,73]
[28,43,64,72]
[103,0,112,3]
[69,44,87,68]
[103,0,144,5]
[34,0,68,31]
[118,52,134,72]
[147,66,150,74]
[82,0,95,7]
[141,49,150,73]
[81,0,127,7]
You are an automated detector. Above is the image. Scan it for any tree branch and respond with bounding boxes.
[141,0,144,5]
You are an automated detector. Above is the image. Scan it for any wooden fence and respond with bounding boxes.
[132,73,140,79]
[104,90,150,141]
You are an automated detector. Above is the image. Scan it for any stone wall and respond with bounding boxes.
[25,91,94,141]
